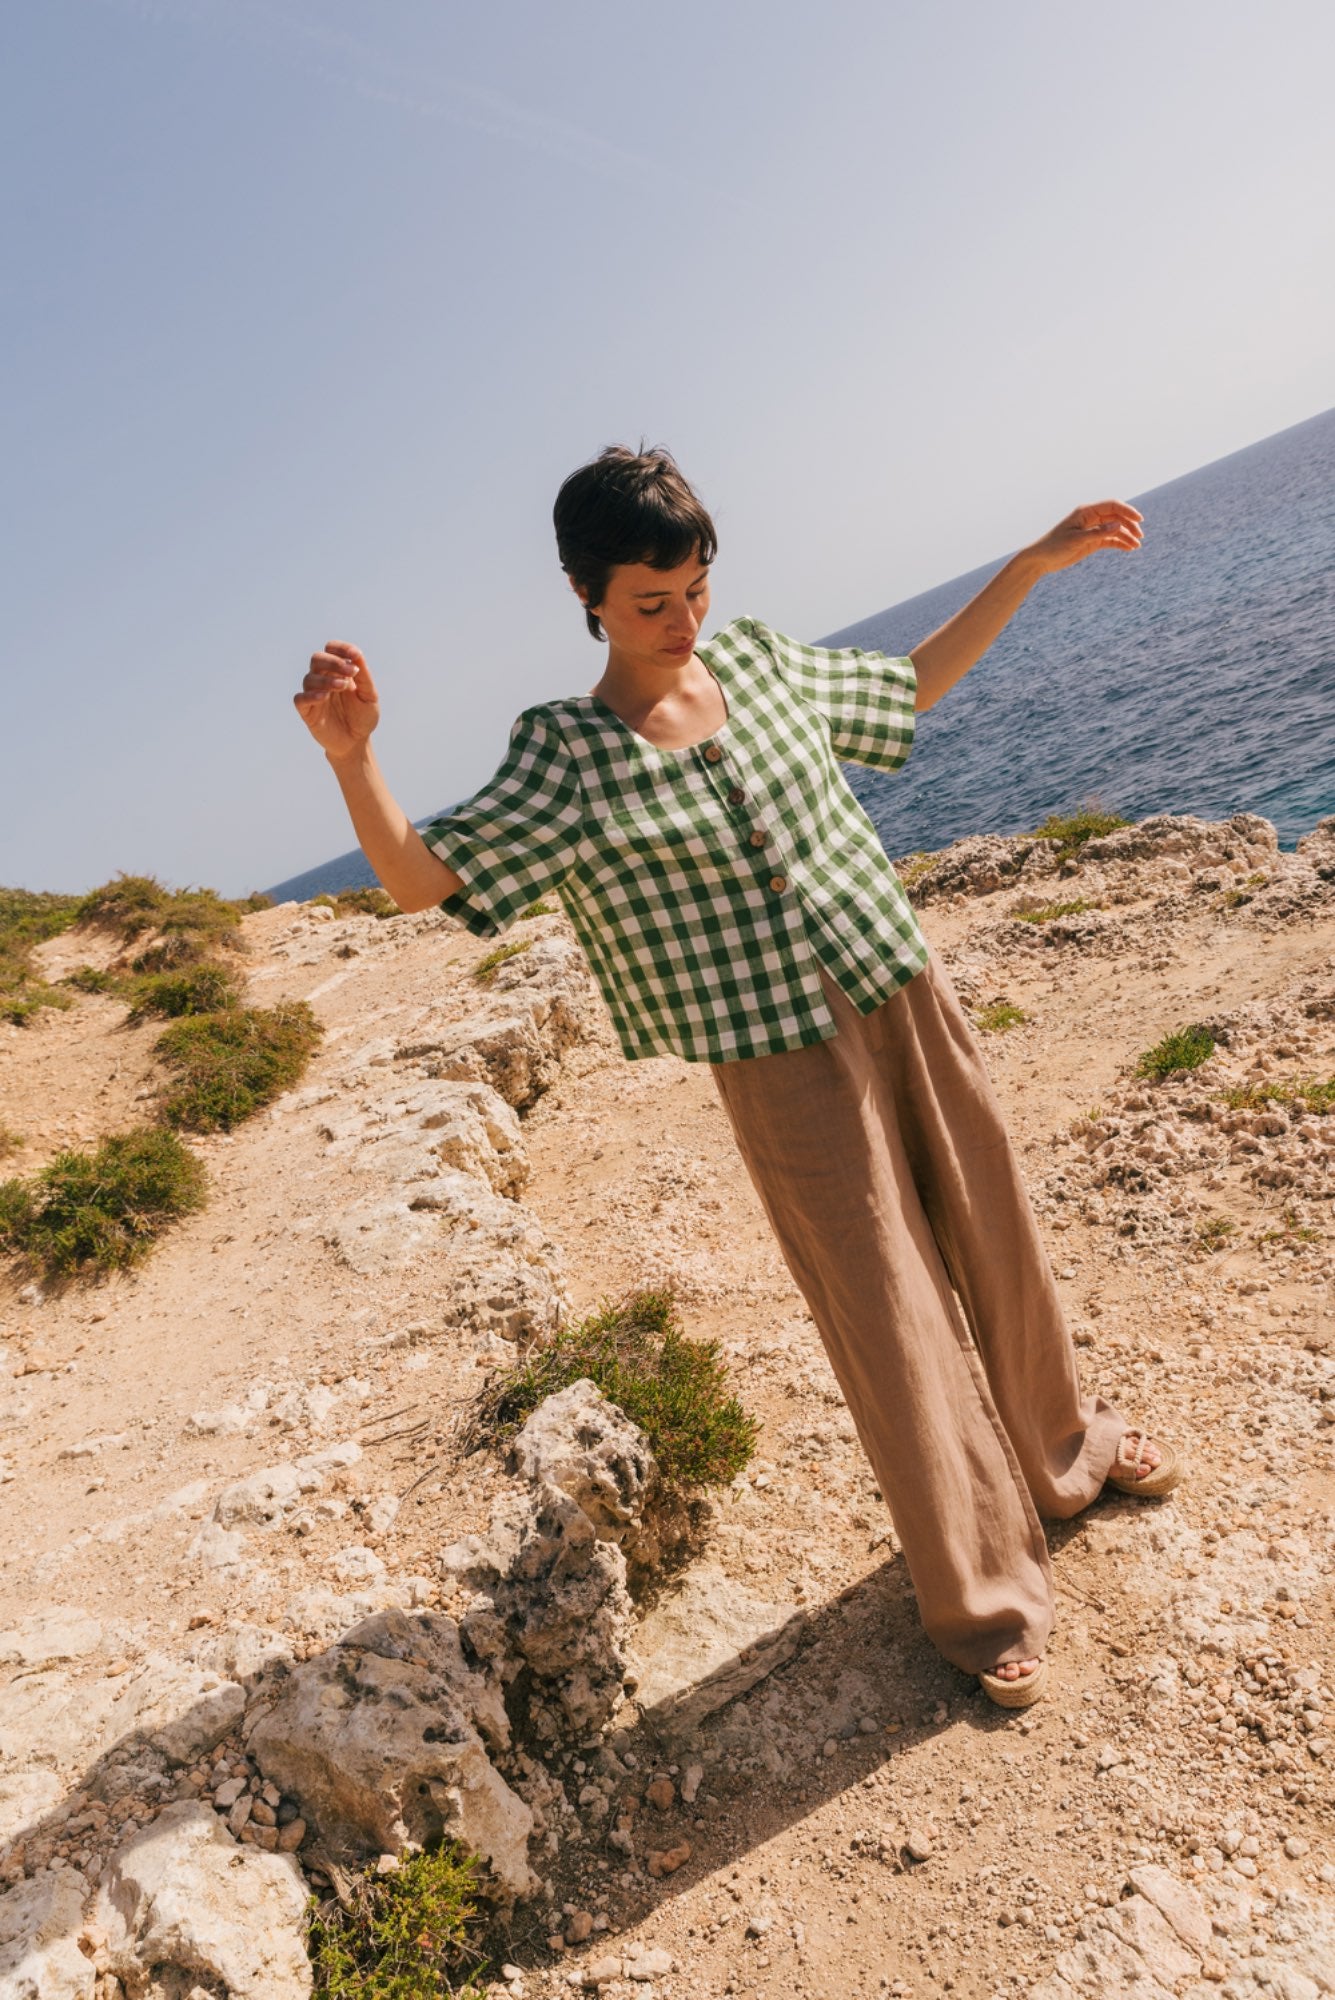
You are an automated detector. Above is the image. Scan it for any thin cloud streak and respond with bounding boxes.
[86,0,754,210]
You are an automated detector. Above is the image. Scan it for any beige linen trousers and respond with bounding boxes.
[708,952,1128,1676]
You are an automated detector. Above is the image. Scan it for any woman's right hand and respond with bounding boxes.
[294,642,381,762]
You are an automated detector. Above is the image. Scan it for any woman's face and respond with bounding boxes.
[579,554,711,669]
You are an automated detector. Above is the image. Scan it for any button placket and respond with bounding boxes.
[698,739,789,893]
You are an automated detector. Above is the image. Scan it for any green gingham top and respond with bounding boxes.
[421,616,931,1063]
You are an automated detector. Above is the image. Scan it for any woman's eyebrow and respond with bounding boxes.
[633,570,710,598]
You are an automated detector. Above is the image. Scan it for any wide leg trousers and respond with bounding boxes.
[707,953,1128,1676]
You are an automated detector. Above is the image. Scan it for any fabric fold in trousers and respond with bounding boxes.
[707,952,1128,1676]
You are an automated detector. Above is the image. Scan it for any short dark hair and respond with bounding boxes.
[553,443,718,641]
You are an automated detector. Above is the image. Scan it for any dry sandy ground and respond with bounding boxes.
[1,812,1333,2000]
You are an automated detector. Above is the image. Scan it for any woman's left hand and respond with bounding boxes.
[1023,500,1144,576]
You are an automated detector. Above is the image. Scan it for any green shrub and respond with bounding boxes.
[1028,803,1130,864]
[469,1286,759,1488]
[518,898,555,919]
[1011,898,1097,924]
[1217,1074,1335,1116]
[74,871,249,972]
[0,887,86,1024]
[976,1000,1026,1032]
[474,941,531,982]
[307,1845,489,2000]
[1194,1213,1235,1249]
[2,981,75,1026]
[1134,1024,1216,1081]
[125,962,244,1021]
[60,965,125,995]
[0,1127,24,1158]
[152,1000,323,1132]
[0,1124,208,1279]
[327,887,400,919]
[892,850,937,893]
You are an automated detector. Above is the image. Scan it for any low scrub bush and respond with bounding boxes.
[474,941,531,981]
[1011,897,1098,924]
[0,1125,208,1279]
[467,1285,759,1488]
[0,887,85,1024]
[892,850,937,894]
[1134,1024,1216,1081]
[75,871,255,973]
[976,1000,1026,1033]
[125,962,244,1021]
[310,887,400,918]
[1217,1074,1335,1116]
[1194,1213,1236,1249]
[307,1845,489,2000]
[1028,802,1130,864]
[152,999,323,1131]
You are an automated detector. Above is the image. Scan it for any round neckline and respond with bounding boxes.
[583,649,731,756]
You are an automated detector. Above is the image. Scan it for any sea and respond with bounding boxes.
[266,405,1334,901]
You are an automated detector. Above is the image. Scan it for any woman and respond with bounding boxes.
[294,444,1182,1708]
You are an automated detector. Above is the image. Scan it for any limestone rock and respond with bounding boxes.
[247,1608,537,1905]
[94,1801,311,1998]
[626,1565,805,1740]
[320,1078,528,1197]
[1052,1922,1177,2000]
[0,1868,94,2000]
[444,1482,635,1741]
[0,1608,102,1672]
[0,1770,62,1859]
[510,1379,655,1547]
[1126,1865,1213,1954]
[1101,1894,1200,1979]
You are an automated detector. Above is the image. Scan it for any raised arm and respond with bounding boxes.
[294,641,462,914]
[908,501,1143,713]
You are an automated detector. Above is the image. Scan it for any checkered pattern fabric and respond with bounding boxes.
[420,615,931,1062]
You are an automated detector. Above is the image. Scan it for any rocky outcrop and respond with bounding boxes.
[509,1378,657,1549]
[626,1566,805,1744]
[246,1607,537,1905]
[92,1800,312,1998]
[442,1381,655,1745]
[0,1868,94,2000]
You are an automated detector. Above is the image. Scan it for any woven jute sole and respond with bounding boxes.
[978,1657,1048,1708]
[1105,1435,1184,1499]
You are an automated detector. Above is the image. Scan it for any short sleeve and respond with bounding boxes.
[419,706,585,936]
[745,617,917,772]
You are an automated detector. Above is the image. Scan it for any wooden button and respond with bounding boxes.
[704,744,723,762]
[727,786,746,805]
[769,874,788,892]
[748,830,766,848]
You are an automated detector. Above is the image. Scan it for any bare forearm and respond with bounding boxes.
[908,551,1044,712]
[325,743,462,913]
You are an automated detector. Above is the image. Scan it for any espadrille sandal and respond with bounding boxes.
[978,1657,1048,1708]
[1104,1429,1183,1499]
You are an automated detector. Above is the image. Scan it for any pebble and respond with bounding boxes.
[566,1910,594,1943]
[646,1776,675,1811]
[625,1947,673,1980]
[904,1830,933,1862]
[584,1955,624,1984]
[646,1841,691,1877]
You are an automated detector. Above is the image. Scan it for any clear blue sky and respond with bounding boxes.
[5,0,1333,899]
